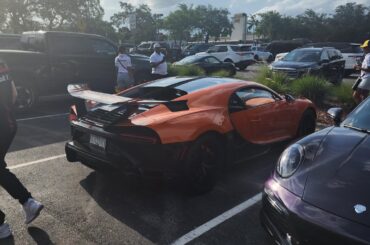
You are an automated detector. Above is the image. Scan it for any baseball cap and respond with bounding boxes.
[154,43,161,48]
[360,40,369,48]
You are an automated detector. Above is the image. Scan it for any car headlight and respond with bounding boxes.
[277,144,304,178]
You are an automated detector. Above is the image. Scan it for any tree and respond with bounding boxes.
[247,14,259,40]
[111,2,156,43]
[255,11,284,40]
[194,5,233,43]
[0,0,40,33]
[329,3,369,42]
[164,4,196,44]
[36,0,77,30]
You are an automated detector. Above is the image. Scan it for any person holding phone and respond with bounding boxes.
[353,40,370,104]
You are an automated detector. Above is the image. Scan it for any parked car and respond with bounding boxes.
[238,44,273,62]
[134,41,181,62]
[0,34,21,50]
[196,44,254,70]
[65,77,316,193]
[182,43,213,57]
[270,47,345,84]
[0,31,151,110]
[173,55,236,76]
[303,42,364,76]
[261,100,370,245]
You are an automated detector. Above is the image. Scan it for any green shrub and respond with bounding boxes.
[332,83,355,107]
[168,64,205,76]
[210,69,232,77]
[254,66,290,94]
[291,75,330,105]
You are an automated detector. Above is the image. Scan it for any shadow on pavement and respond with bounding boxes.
[1,235,15,245]
[28,227,54,245]
[79,146,286,244]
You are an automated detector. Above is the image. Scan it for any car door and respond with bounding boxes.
[203,56,224,74]
[214,45,228,61]
[229,87,295,144]
[84,37,117,93]
[48,35,90,93]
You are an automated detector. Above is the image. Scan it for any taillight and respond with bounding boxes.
[69,105,78,122]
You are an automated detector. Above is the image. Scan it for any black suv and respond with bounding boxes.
[270,47,345,84]
[0,31,151,109]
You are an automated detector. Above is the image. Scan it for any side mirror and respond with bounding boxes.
[327,107,343,126]
[284,94,295,103]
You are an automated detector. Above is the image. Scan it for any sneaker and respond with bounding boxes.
[23,198,44,224]
[0,223,12,239]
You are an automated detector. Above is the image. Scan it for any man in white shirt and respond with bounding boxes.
[115,45,134,92]
[353,40,370,103]
[150,43,168,80]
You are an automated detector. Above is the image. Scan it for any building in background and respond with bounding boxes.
[230,13,247,42]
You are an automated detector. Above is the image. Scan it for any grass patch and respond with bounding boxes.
[210,69,232,77]
[168,64,205,76]
[332,83,355,108]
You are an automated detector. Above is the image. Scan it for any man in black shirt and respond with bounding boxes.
[0,60,43,239]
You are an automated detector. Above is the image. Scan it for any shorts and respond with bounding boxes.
[358,76,370,90]
[117,72,134,89]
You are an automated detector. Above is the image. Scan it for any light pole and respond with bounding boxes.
[153,13,163,41]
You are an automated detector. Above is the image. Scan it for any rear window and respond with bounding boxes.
[230,46,240,51]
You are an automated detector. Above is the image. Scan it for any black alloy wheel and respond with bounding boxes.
[15,84,38,110]
[183,135,223,194]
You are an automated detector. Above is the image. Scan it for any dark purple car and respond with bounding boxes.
[261,99,370,245]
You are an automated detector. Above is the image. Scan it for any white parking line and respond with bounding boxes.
[8,154,66,170]
[16,113,68,122]
[172,192,262,245]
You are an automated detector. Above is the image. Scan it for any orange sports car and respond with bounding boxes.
[65,77,316,193]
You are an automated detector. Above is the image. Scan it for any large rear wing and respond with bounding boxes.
[67,84,188,112]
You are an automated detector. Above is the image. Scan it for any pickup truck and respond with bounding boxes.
[0,31,151,110]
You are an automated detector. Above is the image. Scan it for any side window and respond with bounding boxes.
[205,57,220,64]
[49,36,88,55]
[328,49,338,60]
[87,39,117,56]
[235,88,276,108]
[207,46,218,53]
[320,50,329,60]
[217,46,227,52]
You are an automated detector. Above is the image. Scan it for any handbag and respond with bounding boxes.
[352,77,362,91]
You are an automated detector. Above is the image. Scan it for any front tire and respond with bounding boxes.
[297,109,316,138]
[183,135,223,194]
[15,83,38,110]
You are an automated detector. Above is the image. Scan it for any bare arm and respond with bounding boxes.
[11,81,17,104]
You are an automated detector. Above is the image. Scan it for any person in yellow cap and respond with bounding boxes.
[353,40,370,103]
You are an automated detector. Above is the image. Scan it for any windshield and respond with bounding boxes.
[342,98,370,132]
[283,49,321,62]
[177,56,200,65]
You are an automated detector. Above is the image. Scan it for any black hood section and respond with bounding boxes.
[303,126,370,227]
[272,61,317,69]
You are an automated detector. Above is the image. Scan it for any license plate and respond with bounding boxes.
[89,134,106,150]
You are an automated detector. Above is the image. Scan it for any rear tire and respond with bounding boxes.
[332,70,344,85]
[297,109,316,138]
[182,135,223,194]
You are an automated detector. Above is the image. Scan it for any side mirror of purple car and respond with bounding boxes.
[327,107,343,126]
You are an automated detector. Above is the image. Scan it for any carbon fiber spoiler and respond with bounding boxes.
[67,84,188,112]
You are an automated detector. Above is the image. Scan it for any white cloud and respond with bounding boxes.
[101,0,370,20]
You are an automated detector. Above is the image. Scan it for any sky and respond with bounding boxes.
[101,0,370,20]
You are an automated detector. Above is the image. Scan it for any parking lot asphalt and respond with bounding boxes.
[0,90,288,245]
[1,66,357,244]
